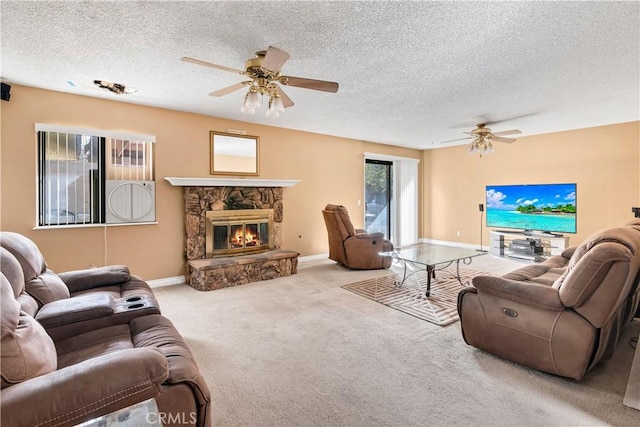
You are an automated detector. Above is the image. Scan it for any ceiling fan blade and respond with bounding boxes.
[438,136,473,144]
[261,46,290,72]
[492,129,522,137]
[274,84,294,108]
[208,82,250,97]
[181,56,245,75]
[280,76,339,93]
[492,136,517,144]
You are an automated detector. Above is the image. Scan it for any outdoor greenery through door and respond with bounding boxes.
[365,159,392,240]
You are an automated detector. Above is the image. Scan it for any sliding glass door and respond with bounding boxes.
[365,159,392,239]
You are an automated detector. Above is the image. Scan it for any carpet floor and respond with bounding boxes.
[154,255,640,426]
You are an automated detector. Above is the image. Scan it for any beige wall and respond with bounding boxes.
[0,85,420,279]
[2,85,638,280]
[422,121,640,248]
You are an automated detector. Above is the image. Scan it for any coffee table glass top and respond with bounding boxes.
[380,243,486,266]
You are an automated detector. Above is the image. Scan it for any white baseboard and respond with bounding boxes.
[147,275,185,288]
[417,238,482,251]
[298,253,329,263]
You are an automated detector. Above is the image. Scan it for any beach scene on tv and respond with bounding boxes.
[486,183,577,234]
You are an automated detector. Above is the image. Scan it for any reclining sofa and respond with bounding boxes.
[322,204,394,269]
[458,221,640,380]
[0,231,211,426]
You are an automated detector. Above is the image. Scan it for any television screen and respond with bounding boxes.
[485,183,577,234]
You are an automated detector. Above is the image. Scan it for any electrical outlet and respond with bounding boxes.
[456,230,461,237]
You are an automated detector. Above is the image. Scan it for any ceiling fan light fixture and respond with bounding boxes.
[269,94,285,113]
[265,109,279,118]
[484,140,494,153]
[240,104,255,114]
[245,90,260,109]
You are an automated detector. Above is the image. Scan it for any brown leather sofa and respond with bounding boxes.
[458,223,640,380]
[322,204,394,269]
[1,232,211,426]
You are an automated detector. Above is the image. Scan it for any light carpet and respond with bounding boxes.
[153,257,640,426]
[341,268,486,326]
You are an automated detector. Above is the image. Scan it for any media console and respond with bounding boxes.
[489,230,570,262]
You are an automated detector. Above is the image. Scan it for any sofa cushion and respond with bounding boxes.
[1,232,70,305]
[55,324,134,369]
[24,270,70,306]
[0,248,39,316]
[503,264,566,286]
[1,274,57,389]
[0,232,47,280]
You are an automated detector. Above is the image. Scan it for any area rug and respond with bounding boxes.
[341,268,489,326]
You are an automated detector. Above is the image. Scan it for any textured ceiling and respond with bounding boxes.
[1,1,639,150]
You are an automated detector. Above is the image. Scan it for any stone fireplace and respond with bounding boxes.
[165,177,300,291]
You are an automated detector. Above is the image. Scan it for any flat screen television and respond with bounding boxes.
[485,183,577,234]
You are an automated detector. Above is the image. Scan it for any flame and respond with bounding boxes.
[230,228,259,247]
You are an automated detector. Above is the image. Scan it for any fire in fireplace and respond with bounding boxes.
[206,209,274,257]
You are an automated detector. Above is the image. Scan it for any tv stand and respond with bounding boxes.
[489,230,570,262]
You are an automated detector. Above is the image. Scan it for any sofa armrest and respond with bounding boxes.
[58,265,131,293]
[1,348,168,427]
[35,293,115,329]
[352,232,385,240]
[472,275,565,310]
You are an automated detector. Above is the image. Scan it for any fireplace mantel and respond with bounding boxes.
[164,177,300,187]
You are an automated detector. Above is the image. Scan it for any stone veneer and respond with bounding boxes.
[187,249,299,291]
[182,186,298,291]
[184,186,284,261]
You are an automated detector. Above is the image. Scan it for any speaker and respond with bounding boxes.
[1,83,10,102]
[479,203,484,212]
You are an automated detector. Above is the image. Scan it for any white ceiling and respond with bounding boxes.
[1,1,638,150]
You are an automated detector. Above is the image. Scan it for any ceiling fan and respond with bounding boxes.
[441,123,522,154]
[181,46,339,117]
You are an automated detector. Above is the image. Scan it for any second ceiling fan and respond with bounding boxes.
[441,123,522,154]
[182,46,339,117]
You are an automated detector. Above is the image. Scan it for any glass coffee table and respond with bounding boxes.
[380,243,487,297]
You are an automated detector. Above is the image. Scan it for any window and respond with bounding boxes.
[111,139,146,167]
[36,125,155,227]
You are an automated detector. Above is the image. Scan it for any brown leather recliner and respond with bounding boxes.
[0,235,211,426]
[458,224,640,380]
[322,204,393,269]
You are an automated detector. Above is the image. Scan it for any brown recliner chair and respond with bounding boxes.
[458,224,640,380]
[322,204,394,269]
